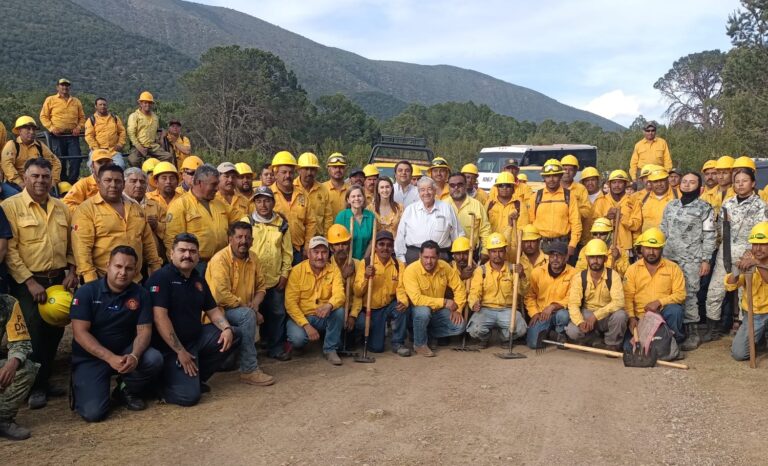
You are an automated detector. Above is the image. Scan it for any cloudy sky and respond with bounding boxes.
[197,0,738,126]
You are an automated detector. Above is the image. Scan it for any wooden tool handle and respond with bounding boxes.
[509,225,523,331]
[363,220,377,336]
[745,271,757,369]
[559,341,689,370]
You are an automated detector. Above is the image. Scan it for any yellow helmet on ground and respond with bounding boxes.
[702,160,717,172]
[235,162,253,175]
[58,181,73,194]
[591,217,613,233]
[141,158,160,174]
[580,167,600,179]
[748,222,768,244]
[560,154,579,168]
[733,156,756,171]
[461,163,479,175]
[517,173,528,182]
[637,227,666,248]
[485,232,507,250]
[608,170,630,182]
[583,239,609,256]
[297,152,320,169]
[521,225,542,241]
[12,116,38,135]
[715,156,735,170]
[639,164,662,178]
[495,172,516,185]
[327,153,347,166]
[363,164,380,178]
[272,151,297,167]
[327,224,352,244]
[647,168,669,182]
[541,159,564,175]
[138,91,154,102]
[38,285,73,327]
[451,236,471,253]
[181,155,204,171]
[153,161,178,179]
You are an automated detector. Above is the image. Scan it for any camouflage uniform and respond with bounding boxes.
[0,294,39,422]
[706,194,768,321]
[660,199,716,323]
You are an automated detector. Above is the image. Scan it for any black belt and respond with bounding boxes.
[31,268,66,279]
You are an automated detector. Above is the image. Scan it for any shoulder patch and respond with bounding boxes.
[6,300,30,342]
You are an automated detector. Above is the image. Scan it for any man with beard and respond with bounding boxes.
[123,168,166,257]
[235,163,254,198]
[629,167,678,233]
[446,172,491,263]
[215,162,249,218]
[427,157,451,201]
[461,163,488,205]
[270,152,316,265]
[322,153,350,219]
[296,152,333,236]
[362,165,379,205]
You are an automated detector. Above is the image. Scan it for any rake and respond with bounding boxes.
[496,225,526,359]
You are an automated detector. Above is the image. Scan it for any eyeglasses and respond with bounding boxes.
[497,184,513,189]
[183,169,195,176]
[448,183,465,188]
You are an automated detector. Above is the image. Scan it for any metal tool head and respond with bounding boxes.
[622,345,657,368]
[494,351,527,359]
[337,350,360,358]
[452,345,481,352]
[534,332,560,354]
[353,354,376,363]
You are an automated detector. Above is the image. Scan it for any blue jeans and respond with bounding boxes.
[224,307,259,373]
[732,313,768,361]
[622,304,686,351]
[49,134,82,183]
[292,248,304,266]
[286,308,344,353]
[526,309,570,349]
[354,301,409,352]
[411,306,466,348]
[467,307,528,342]
[0,182,21,200]
[261,287,287,357]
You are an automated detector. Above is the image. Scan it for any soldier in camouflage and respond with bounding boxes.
[0,294,40,440]
[660,172,716,351]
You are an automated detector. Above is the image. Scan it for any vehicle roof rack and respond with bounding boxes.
[375,135,428,147]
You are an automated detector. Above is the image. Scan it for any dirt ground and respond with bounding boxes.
[5,330,767,466]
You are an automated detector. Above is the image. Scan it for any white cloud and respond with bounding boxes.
[582,90,664,126]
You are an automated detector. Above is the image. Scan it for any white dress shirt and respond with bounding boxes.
[393,182,420,208]
[395,199,465,261]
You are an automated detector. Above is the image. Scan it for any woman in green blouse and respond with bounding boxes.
[334,184,375,259]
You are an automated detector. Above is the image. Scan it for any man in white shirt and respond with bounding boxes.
[395,176,464,264]
[392,160,419,207]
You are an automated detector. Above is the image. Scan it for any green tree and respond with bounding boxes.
[310,94,379,147]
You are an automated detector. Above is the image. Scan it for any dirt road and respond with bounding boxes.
[6,336,765,465]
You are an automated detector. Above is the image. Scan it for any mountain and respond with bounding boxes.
[69,0,623,130]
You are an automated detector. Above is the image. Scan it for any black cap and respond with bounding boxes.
[644,121,658,130]
[546,240,568,256]
[376,231,394,242]
[349,167,364,177]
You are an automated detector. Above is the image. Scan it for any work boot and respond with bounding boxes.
[112,381,146,411]
[681,323,701,351]
[414,345,435,357]
[271,351,292,362]
[200,382,212,394]
[392,345,412,357]
[700,318,722,343]
[0,421,31,441]
[324,351,343,366]
[27,389,47,410]
[240,369,275,386]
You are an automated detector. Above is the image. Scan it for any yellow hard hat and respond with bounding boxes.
[583,238,609,256]
[181,155,204,171]
[702,160,717,171]
[715,155,735,170]
[297,152,320,169]
[494,172,516,185]
[327,153,347,166]
[251,180,261,189]
[485,232,507,250]
[91,148,116,162]
[637,227,666,248]
[541,159,564,175]
[363,164,380,178]
[141,157,160,174]
[271,151,297,167]
[749,222,768,244]
[12,116,38,135]
[38,285,73,327]
[57,181,73,194]
[647,168,669,182]
[633,231,646,247]
[517,173,528,182]
[733,156,756,171]
[560,154,579,168]
[430,157,451,171]
[608,169,630,182]
[461,163,479,175]
[138,91,154,102]
[639,164,662,178]
[153,161,178,178]
[580,167,600,179]
[327,224,352,244]
[521,224,542,241]
[451,236,471,253]
[412,165,423,177]
[590,217,613,233]
[235,162,253,176]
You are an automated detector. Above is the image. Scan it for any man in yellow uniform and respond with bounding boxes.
[560,154,592,224]
[486,172,528,262]
[629,167,678,233]
[699,159,718,202]
[524,242,576,348]
[123,167,167,257]
[235,162,255,198]
[285,236,346,365]
[328,224,361,320]
[450,237,476,281]
[179,155,204,192]
[84,97,126,168]
[403,240,467,357]
[160,118,191,168]
[488,159,533,204]
[2,158,77,410]
[700,156,735,213]
[528,159,582,259]
[246,186,292,361]
[296,152,333,236]
[215,162,249,218]
[623,228,686,347]
[581,167,602,204]
[566,239,627,351]
[362,164,380,205]
[427,157,451,201]
[72,164,162,283]
[126,91,173,167]
[461,163,488,205]
[350,230,411,356]
[165,164,242,274]
[629,164,658,204]
[592,169,635,256]
[629,121,672,180]
[446,172,491,262]
[467,233,528,348]
[270,151,316,265]
[518,225,548,299]
[39,78,86,183]
[323,153,349,219]
[62,149,116,213]
[145,161,183,210]
[1,116,62,199]
[205,221,275,386]
[574,218,629,276]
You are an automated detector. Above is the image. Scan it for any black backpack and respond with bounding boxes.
[534,188,570,215]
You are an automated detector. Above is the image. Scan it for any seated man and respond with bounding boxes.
[403,240,467,357]
[148,233,240,406]
[350,231,411,356]
[565,239,628,351]
[285,236,346,365]
[467,233,527,348]
[574,217,629,276]
[70,246,163,422]
[524,241,576,348]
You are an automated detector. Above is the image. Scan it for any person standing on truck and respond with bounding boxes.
[83,97,126,169]
[629,121,672,181]
[39,78,86,183]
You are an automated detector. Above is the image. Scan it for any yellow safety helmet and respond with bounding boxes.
[297,152,320,169]
[327,153,347,166]
[749,222,768,244]
[521,224,542,241]
[639,164,662,178]
[57,181,73,195]
[12,116,38,135]
[429,157,451,172]
[451,236,471,253]
[235,162,253,176]
[251,180,261,189]
[327,224,352,244]
[485,232,507,250]
[181,155,204,171]
[38,285,73,327]
[141,157,160,174]
[560,154,579,168]
[363,164,380,178]
[461,163,479,175]
[733,156,756,171]
[494,172,516,185]
[271,150,297,167]
[580,167,600,179]
[152,161,178,178]
[590,217,613,233]
[541,159,564,175]
[608,169,630,182]
[583,238,609,256]
[715,155,735,170]
[637,227,666,248]
[412,165,423,177]
[647,168,669,182]
[702,160,717,172]
[138,91,154,102]
[633,231,645,248]
[517,173,528,182]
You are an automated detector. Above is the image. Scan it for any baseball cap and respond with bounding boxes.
[644,121,658,130]
[168,117,182,126]
[349,167,364,177]
[217,162,237,174]
[546,241,568,256]
[252,186,274,199]
[58,78,71,85]
[376,231,394,242]
[504,159,519,168]
[91,149,115,162]
[308,236,329,249]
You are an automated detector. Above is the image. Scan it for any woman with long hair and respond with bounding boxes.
[369,176,402,236]
[334,184,375,259]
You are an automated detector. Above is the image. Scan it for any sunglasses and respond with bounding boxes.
[182,170,195,176]
[448,183,465,188]
[497,184,513,189]
[645,129,656,132]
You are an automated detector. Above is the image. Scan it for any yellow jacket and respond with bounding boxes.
[591,193,635,251]
[629,188,678,233]
[84,113,126,150]
[271,184,316,250]
[322,180,349,221]
[248,214,293,289]
[146,189,183,210]
[1,190,74,283]
[72,194,162,282]
[336,257,363,316]
[447,196,491,255]
[725,271,768,315]
[140,196,167,250]
[126,109,160,150]
[469,262,518,310]
[574,249,629,276]
[205,246,266,310]
[519,251,548,298]
[623,258,686,318]
[39,94,85,133]
[528,186,582,247]
[214,191,249,219]
[471,188,488,205]
[524,265,577,317]
[163,134,191,167]
[567,268,624,325]
[486,194,529,261]
[285,260,345,327]
[629,137,672,180]
[700,185,735,215]
[62,175,99,213]
[165,191,241,261]
[352,254,408,315]
[295,178,333,236]
[403,259,466,311]
[1,138,62,185]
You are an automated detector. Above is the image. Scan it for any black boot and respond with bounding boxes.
[681,323,701,351]
[700,318,722,343]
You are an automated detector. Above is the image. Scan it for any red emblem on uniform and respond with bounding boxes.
[195,281,203,292]
[126,298,139,311]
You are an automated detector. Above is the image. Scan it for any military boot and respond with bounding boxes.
[700,318,722,343]
[681,323,701,351]
[0,421,31,441]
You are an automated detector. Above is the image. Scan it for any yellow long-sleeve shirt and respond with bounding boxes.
[629,188,678,232]
[567,268,624,325]
[214,191,248,219]
[524,265,577,317]
[72,194,162,283]
[1,138,62,185]
[336,258,363,317]
[285,260,345,327]
[271,184,316,250]
[164,191,241,261]
[62,175,99,213]
[205,246,266,310]
[402,259,467,311]
[471,188,489,205]
[1,189,74,283]
[140,196,167,249]
[163,134,191,167]
[574,249,629,276]
[322,180,349,221]
[519,251,548,298]
[528,186,582,247]
[352,254,408,315]
[84,113,126,150]
[145,189,183,210]
[629,137,672,180]
[725,270,768,315]
[248,214,293,289]
[468,262,518,310]
[700,185,735,215]
[39,94,85,133]
[486,195,529,262]
[591,193,635,251]
[126,109,160,150]
[623,258,686,318]
[447,196,491,255]
[295,179,333,236]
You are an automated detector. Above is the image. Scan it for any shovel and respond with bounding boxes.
[339,218,359,358]
[622,327,657,368]
[454,212,480,352]
[354,221,376,363]
[496,226,526,359]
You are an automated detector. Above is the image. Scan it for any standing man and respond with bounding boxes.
[629,168,678,233]
[1,116,62,199]
[161,117,191,168]
[126,91,173,168]
[528,159,582,259]
[259,162,276,188]
[702,156,736,214]
[62,148,116,213]
[699,160,719,203]
[349,167,365,187]
[205,222,275,386]
[393,160,419,207]
[70,246,163,422]
[629,121,672,180]
[123,168,166,257]
[296,152,333,236]
[39,78,85,183]
[2,158,78,409]
[145,161,183,210]
[215,162,249,218]
[486,172,528,262]
[427,157,451,200]
[235,162,255,198]
[446,172,491,263]
[179,155,204,192]
[83,97,126,168]
[270,151,316,265]
[592,170,635,259]
[461,163,488,205]
[362,165,380,205]
[581,167,602,204]
[323,153,350,220]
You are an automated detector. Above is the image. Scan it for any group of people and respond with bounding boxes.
[0,83,766,442]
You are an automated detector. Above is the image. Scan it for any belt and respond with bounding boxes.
[31,268,66,279]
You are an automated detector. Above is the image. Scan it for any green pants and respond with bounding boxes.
[0,359,39,421]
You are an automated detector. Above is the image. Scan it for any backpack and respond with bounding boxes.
[534,188,570,215]
[246,212,289,235]
[637,310,681,361]
[88,113,118,128]
[12,140,43,157]
[580,268,613,309]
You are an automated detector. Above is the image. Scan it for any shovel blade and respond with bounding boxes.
[353,355,376,363]
[622,351,657,367]
[494,352,527,359]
